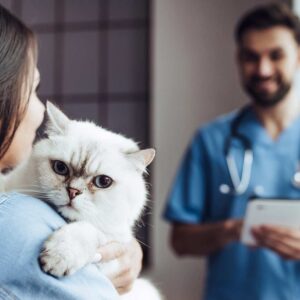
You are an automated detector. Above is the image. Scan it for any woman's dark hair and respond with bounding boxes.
[235,3,300,45]
[0,4,37,159]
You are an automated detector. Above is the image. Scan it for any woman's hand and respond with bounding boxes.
[98,239,143,294]
[252,224,300,260]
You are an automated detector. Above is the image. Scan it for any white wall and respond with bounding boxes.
[149,1,280,299]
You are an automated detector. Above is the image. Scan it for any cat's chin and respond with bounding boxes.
[57,206,80,222]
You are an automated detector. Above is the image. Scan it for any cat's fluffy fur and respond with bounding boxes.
[2,102,160,300]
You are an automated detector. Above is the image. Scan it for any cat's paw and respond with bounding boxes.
[39,233,84,277]
[39,222,102,277]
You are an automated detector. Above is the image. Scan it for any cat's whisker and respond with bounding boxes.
[135,237,150,249]
[136,218,146,227]
[13,182,48,187]
[11,189,54,201]
[12,187,50,193]
[142,208,153,214]
[143,204,153,210]
[12,186,50,193]
[12,189,47,195]
[144,222,154,229]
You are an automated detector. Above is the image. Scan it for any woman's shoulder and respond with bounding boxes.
[0,193,63,284]
[0,192,65,233]
[0,192,53,209]
[0,192,119,299]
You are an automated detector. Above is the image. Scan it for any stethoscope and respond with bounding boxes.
[219,106,300,196]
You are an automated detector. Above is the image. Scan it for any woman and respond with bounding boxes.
[0,4,141,299]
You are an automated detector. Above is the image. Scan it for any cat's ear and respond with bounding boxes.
[127,148,156,173]
[46,101,70,135]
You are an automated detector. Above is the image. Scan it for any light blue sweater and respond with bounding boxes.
[0,192,119,300]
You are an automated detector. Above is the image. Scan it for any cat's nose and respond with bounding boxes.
[67,187,82,200]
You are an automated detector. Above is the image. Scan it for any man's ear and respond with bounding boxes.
[46,101,70,136]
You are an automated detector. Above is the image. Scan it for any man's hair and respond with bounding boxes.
[235,3,300,45]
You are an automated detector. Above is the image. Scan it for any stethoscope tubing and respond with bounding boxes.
[226,149,253,195]
[222,106,300,195]
[222,106,254,195]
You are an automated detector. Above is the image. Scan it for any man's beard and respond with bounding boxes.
[244,75,291,108]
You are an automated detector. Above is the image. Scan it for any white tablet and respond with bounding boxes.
[241,199,300,246]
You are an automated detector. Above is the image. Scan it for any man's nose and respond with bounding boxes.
[67,187,82,200]
[256,58,273,77]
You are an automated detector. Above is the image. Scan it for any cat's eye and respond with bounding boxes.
[52,160,69,176]
[93,175,113,189]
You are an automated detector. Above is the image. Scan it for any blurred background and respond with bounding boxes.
[0,0,297,299]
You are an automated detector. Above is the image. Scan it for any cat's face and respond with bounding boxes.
[31,103,155,236]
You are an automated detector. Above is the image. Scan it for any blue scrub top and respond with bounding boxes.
[164,106,300,300]
[0,192,119,300]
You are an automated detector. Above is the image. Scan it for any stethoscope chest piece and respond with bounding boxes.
[293,171,300,188]
[253,185,264,195]
[219,184,231,194]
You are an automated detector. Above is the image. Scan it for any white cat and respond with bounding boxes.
[2,102,161,300]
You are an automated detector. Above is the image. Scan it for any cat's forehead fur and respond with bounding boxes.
[65,120,139,153]
[45,102,139,154]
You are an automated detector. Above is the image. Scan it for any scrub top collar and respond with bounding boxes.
[236,105,300,148]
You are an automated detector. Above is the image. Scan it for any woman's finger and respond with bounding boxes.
[98,241,127,262]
